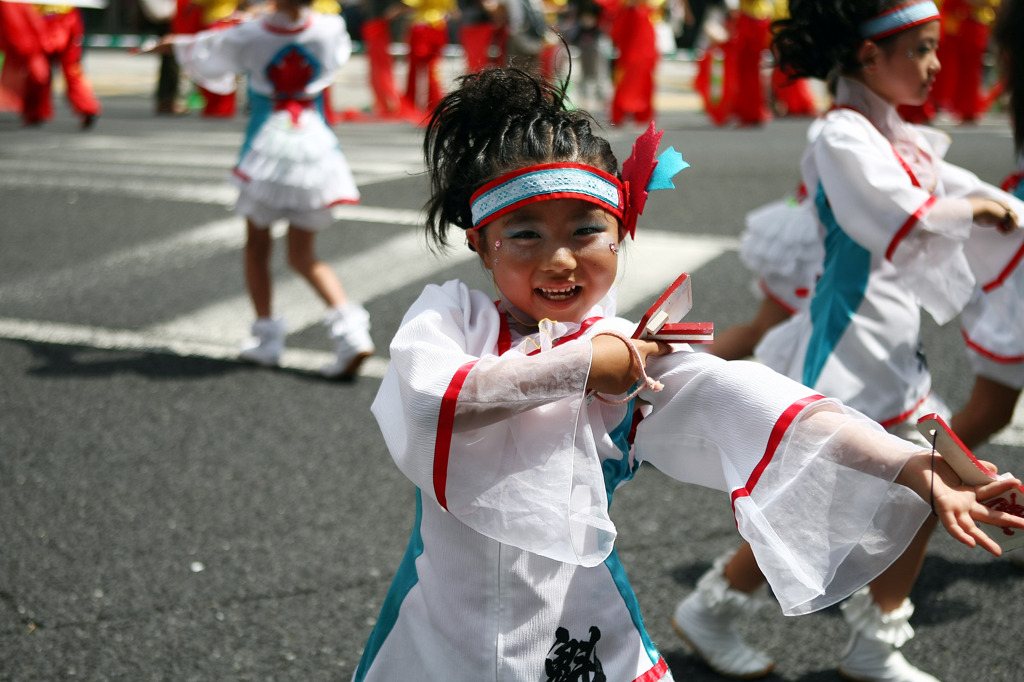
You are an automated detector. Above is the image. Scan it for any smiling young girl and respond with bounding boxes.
[352,67,1022,682]
[671,2,1020,681]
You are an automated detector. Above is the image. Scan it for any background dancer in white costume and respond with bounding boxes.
[150,0,374,378]
[951,0,1024,450]
[351,66,1023,682]
[670,2,1021,681]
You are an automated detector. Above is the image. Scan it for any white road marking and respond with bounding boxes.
[0,224,735,376]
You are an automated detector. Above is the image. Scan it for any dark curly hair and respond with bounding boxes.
[422,68,619,250]
[993,0,1023,155]
[772,0,910,81]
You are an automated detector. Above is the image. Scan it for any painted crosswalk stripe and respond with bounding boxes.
[0,226,735,372]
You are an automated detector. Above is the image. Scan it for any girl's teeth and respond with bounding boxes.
[540,287,576,300]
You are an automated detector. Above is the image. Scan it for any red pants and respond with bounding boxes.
[771,68,817,117]
[942,18,990,121]
[460,23,498,73]
[732,14,770,125]
[610,6,657,125]
[404,23,447,112]
[694,42,735,126]
[363,18,401,115]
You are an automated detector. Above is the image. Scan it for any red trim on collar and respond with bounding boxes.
[526,317,603,356]
[495,304,603,355]
[833,105,924,188]
[262,16,313,34]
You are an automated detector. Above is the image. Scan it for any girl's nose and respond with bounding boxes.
[545,246,577,270]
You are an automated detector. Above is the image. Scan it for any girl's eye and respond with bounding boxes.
[506,229,539,240]
[908,43,937,58]
[575,225,608,237]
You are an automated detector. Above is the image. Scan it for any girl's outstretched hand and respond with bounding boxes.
[139,37,175,55]
[899,452,1024,556]
[969,197,1019,234]
[588,335,672,396]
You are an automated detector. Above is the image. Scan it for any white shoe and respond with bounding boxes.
[838,588,939,682]
[239,317,286,367]
[671,554,775,679]
[321,303,374,379]
[838,633,940,682]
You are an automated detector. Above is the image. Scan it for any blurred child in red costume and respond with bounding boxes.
[0,1,101,129]
[609,0,660,125]
[401,0,453,113]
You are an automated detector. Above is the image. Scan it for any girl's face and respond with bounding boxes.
[862,21,941,106]
[467,198,624,325]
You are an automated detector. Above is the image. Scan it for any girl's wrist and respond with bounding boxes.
[896,451,940,501]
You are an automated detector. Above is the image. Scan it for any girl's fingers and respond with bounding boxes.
[974,477,1023,504]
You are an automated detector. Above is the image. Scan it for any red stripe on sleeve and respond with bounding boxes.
[885,195,936,261]
[731,394,825,510]
[962,328,1024,364]
[433,360,478,510]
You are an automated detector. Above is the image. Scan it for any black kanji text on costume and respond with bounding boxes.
[544,625,606,682]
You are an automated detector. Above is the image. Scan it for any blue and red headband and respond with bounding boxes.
[859,1,940,40]
[469,122,689,239]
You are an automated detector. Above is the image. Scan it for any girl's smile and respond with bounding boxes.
[466,198,624,325]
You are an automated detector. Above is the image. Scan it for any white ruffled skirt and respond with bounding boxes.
[739,196,824,313]
[232,105,359,212]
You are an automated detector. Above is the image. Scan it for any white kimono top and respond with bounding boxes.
[355,279,931,682]
[173,9,359,211]
[757,77,989,426]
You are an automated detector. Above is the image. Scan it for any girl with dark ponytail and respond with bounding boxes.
[672,3,1022,681]
[354,66,1022,682]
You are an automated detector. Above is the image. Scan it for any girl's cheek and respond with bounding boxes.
[499,241,532,260]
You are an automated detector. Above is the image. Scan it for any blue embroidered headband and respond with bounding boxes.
[470,163,625,230]
[859,1,940,40]
[469,122,689,239]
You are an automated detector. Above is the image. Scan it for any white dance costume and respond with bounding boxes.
[355,279,932,681]
[173,9,359,227]
[756,77,1024,426]
[959,162,1024,389]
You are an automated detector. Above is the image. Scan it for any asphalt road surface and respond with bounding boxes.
[2,52,1022,681]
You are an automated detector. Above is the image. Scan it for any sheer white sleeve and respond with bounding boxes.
[634,351,929,616]
[171,28,245,95]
